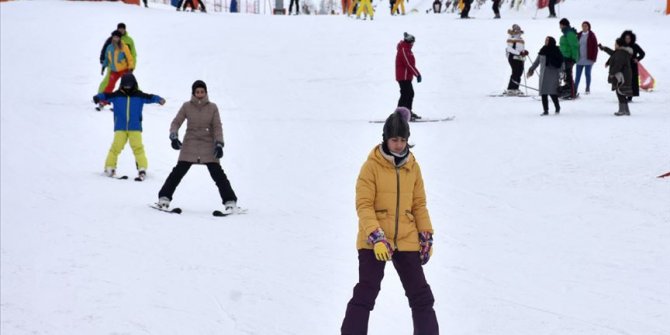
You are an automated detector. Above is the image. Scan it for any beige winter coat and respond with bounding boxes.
[170,96,224,164]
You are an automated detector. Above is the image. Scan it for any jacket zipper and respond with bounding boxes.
[393,167,400,250]
[126,96,131,130]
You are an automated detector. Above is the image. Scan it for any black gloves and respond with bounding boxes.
[169,133,182,150]
[417,75,422,83]
[214,141,224,159]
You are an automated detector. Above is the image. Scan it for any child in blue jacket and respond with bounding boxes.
[93,73,165,180]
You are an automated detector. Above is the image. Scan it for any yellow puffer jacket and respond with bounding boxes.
[356,145,433,251]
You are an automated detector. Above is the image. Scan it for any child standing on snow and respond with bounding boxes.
[156,80,241,213]
[527,36,563,115]
[341,107,438,335]
[505,24,528,96]
[93,73,165,179]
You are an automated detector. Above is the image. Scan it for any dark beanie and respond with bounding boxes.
[191,80,207,95]
[112,30,123,38]
[559,18,570,26]
[120,73,138,90]
[403,32,415,43]
[383,107,411,141]
[117,23,126,29]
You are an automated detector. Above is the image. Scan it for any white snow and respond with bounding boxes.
[1,0,669,334]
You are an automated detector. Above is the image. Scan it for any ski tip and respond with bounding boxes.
[118,175,129,180]
[173,208,183,214]
[212,210,229,217]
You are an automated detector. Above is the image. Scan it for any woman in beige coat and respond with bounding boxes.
[157,80,240,213]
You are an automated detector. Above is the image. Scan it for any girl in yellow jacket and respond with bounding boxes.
[341,107,439,335]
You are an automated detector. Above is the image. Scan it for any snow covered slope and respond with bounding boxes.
[1,1,669,334]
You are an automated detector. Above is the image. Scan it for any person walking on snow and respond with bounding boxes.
[492,0,501,18]
[620,30,645,101]
[156,80,241,213]
[391,0,406,15]
[505,24,528,96]
[599,39,633,116]
[575,21,598,95]
[460,0,472,18]
[289,0,300,14]
[527,36,563,116]
[356,0,374,20]
[98,31,135,109]
[341,107,439,335]
[558,18,579,99]
[396,32,422,120]
[93,73,165,179]
[547,0,557,18]
[98,23,137,95]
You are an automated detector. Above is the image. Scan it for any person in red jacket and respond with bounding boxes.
[396,32,422,121]
[575,21,598,94]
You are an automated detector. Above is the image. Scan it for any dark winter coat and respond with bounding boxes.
[170,96,224,164]
[606,46,633,96]
[99,34,114,65]
[94,90,163,131]
[559,27,580,62]
[395,41,421,81]
[627,43,645,96]
[577,31,598,63]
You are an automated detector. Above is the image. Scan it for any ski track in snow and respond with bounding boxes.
[2,0,670,334]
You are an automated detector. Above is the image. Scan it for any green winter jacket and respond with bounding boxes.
[559,28,579,62]
[122,33,137,63]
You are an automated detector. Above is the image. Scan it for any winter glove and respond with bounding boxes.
[614,72,624,86]
[93,96,101,104]
[169,132,182,150]
[368,228,393,262]
[417,75,422,83]
[419,231,433,265]
[520,50,529,56]
[214,141,224,159]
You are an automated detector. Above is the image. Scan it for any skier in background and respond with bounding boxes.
[492,0,500,18]
[527,36,563,115]
[396,32,422,120]
[177,0,207,12]
[558,18,579,99]
[156,80,242,213]
[98,30,135,110]
[289,0,300,14]
[599,38,633,116]
[620,30,645,101]
[98,23,137,96]
[93,73,165,179]
[548,0,557,18]
[342,0,351,15]
[505,24,528,96]
[356,0,374,19]
[460,0,472,18]
[341,107,438,335]
[432,0,442,13]
[391,0,405,15]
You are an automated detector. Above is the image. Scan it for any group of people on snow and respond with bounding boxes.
[503,18,646,116]
[93,23,241,214]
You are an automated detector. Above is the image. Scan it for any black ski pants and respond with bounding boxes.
[460,0,471,18]
[548,0,556,16]
[507,55,524,90]
[397,80,415,112]
[492,0,500,15]
[158,161,237,204]
[341,250,439,335]
[541,94,560,112]
[289,0,300,14]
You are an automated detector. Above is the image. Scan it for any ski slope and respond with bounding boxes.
[1,1,669,334]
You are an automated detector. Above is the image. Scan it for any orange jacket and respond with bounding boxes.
[356,145,433,251]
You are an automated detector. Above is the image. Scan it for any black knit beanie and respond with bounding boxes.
[191,80,207,95]
[383,108,411,142]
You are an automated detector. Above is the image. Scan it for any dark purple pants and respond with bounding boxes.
[341,250,439,335]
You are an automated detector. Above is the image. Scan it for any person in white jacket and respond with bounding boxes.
[505,24,529,96]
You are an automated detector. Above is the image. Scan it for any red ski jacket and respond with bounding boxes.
[396,41,420,81]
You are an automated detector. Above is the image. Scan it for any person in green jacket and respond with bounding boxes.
[559,18,579,99]
[98,23,137,96]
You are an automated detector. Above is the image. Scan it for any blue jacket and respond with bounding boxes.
[94,90,163,131]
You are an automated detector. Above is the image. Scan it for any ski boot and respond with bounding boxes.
[135,170,146,182]
[410,112,422,121]
[157,196,171,209]
[104,167,116,177]
[224,201,243,214]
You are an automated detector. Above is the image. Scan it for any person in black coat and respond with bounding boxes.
[599,38,633,116]
[460,0,472,18]
[620,30,645,101]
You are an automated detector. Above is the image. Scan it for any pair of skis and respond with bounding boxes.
[149,204,248,217]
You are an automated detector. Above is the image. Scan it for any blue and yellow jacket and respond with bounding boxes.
[103,42,135,72]
[95,90,163,131]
